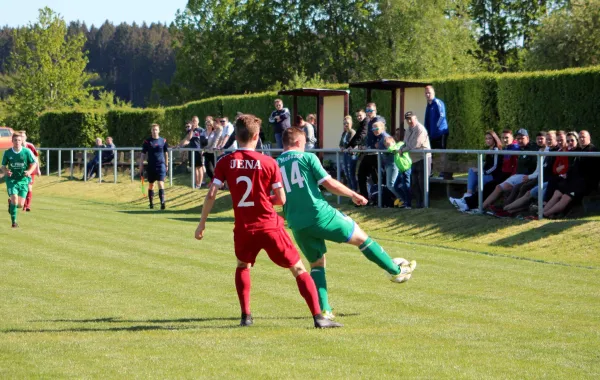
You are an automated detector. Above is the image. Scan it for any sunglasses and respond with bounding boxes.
[567,139,576,143]
[366,109,375,113]
[220,120,226,123]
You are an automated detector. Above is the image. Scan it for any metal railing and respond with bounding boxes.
[34,146,600,220]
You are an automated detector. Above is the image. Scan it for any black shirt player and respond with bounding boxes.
[140,123,169,209]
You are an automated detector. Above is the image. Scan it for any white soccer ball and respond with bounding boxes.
[387,257,412,283]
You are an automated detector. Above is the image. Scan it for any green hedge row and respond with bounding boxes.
[38,66,600,150]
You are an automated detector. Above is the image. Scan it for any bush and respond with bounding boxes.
[39,110,108,147]
[106,109,165,147]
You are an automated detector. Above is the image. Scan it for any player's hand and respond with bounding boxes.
[523,175,529,182]
[195,223,206,240]
[24,171,31,177]
[351,192,368,206]
[6,170,12,177]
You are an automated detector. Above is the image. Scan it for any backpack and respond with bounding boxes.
[369,184,396,208]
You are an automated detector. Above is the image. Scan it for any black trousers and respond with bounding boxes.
[410,157,431,208]
[358,154,378,198]
[204,152,216,179]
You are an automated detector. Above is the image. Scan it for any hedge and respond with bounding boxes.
[37,66,600,151]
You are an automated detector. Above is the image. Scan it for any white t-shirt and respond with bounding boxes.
[222,122,234,138]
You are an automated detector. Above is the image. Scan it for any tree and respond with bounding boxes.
[524,0,600,70]
[7,7,95,141]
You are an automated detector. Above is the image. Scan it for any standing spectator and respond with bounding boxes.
[297,115,317,150]
[83,137,105,180]
[217,117,234,149]
[357,103,385,202]
[181,116,207,189]
[424,85,450,179]
[306,114,318,148]
[372,122,403,205]
[347,110,367,152]
[268,99,290,149]
[339,116,357,191]
[19,130,40,212]
[482,129,537,211]
[399,112,431,208]
[204,116,221,181]
[449,130,503,211]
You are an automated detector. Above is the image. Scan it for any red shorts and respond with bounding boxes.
[234,227,300,268]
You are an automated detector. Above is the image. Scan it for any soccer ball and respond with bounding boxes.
[387,257,412,283]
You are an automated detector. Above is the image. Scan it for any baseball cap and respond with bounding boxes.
[515,128,529,137]
[404,111,415,119]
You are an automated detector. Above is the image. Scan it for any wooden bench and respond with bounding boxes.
[63,151,141,176]
[430,177,468,198]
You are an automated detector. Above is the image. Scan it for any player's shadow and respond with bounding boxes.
[2,325,240,334]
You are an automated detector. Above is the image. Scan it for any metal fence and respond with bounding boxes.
[35,146,600,220]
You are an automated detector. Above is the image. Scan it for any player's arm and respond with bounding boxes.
[164,140,169,172]
[270,186,286,206]
[195,182,220,240]
[321,177,367,206]
[24,151,36,177]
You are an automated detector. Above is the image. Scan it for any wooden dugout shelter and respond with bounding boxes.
[277,88,349,149]
[349,79,428,140]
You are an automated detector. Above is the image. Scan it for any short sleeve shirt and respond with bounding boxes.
[2,147,36,182]
[189,127,206,149]
[276,151,335,230]
[142,137,169,168]
[213,149,283,232]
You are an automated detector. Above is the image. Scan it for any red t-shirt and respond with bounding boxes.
[213,148,283,232]
[25,142,38,157]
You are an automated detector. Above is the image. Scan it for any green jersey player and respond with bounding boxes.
[2,133,37,228]
[277,127,417,320]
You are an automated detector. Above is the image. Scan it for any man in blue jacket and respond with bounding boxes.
[268,98,291,149]
[424,85,451,179]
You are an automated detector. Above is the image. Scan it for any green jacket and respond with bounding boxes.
[388,141,412,173]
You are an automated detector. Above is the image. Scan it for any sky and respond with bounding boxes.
[0,0,188,28]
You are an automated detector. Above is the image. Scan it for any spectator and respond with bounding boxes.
[83,137,105,180]
[204,116,221,181]
[296,115,317,150]
[181,115,207,189]
[268,99,290,149]
[546,130,558,150]
[543,130,599,218]
[372,122,403,204]
[104,137,116,163]
[217,117,234,149]
[357,103,385,202]
[399,112,431,208]
[543,131,575,203]
[384,136,412,208]
[424,85,450,179]
[306,114,318,148]
[482,128,538,211]
[449,130,502,212]
[506,131,576,215]
[339,115,357,191]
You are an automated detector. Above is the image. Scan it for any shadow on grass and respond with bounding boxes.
[491,220,588,247]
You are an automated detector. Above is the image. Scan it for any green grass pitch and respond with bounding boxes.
[1,177,599,378]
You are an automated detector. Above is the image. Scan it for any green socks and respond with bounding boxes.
[9,203,17,224]
[310,266,332,313]
[359,237,400,275]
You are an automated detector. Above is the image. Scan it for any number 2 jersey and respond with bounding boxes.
[276,150,335,230]
[213,148,283,232]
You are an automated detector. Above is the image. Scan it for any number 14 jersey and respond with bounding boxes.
[213,148,283,232]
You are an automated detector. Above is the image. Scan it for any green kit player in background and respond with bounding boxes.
[2,133,37,228]
[277,127,417,320]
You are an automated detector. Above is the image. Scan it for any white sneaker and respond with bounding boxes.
[449,197,460,209]
[456,198,469,213]
[463,193,472,199]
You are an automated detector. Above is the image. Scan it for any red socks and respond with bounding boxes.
[235,267,251,315]
[296,272,321,316]
[24,191,32,209]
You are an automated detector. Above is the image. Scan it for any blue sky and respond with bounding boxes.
[0,0,188,27]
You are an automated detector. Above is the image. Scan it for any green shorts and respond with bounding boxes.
[291,210,356,263]
[6,178,30,198]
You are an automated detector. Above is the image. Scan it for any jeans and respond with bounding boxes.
[343,153,358,191]
[358,154,378,198]
[467,168,493,193]
[385,162,401,200]
[394,168,411,206]
[274,133,283,149]
[530,182,547,199]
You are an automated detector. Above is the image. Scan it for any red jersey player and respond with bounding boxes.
[195,114,341,329]
[20,131,41,211]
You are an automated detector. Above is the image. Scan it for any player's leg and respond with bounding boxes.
[235,259,253,326]
[8,192,18,227]
[147,177,156,209]
[291,228,333,316]
[158,179,166,210]
[263,228,342,328]
[24,176,34,211]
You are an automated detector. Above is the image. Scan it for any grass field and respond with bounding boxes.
[1,176,599,378]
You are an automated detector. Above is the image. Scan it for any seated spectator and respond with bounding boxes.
[339,115,357,191]
[546,130,558,150]
[505,131,576,214]
[372,122,403,204]
[384,135,412,208]
[104,136,116,163]
[83,137,105,180]
[543,130,599,218]
[449,130,502,211]
[503,131,549,206]
[399,112,431,208]
[482,128,537,211]
[296,115,317,150]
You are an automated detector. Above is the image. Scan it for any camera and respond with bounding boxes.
[186,122,192,132]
